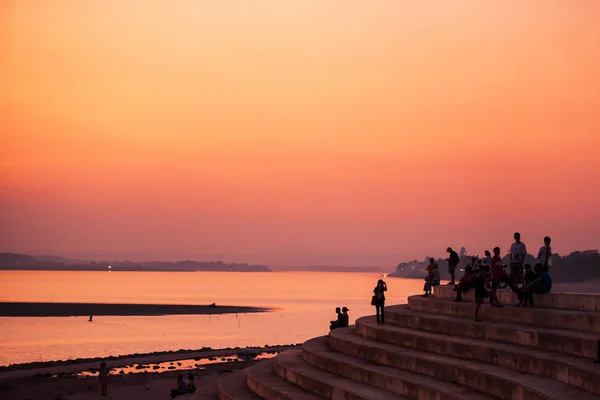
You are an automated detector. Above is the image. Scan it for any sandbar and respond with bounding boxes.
[0,302,270,317]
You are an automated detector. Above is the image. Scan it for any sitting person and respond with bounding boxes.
[171,375,188,399]
[422,262,440,297]
[519,264,551,307]
[454,266,475,302]
[187,373,196,393]
[339,307,349,327]
[329,307,342,330]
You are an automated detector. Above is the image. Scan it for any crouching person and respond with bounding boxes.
[519,264,551,307]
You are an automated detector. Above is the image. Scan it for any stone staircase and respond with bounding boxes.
[218,286,600,400]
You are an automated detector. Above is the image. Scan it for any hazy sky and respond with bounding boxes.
[1,1,599,266]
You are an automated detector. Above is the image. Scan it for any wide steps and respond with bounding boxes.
[434,286,600,312]
[355,315,600,395]
[328,326,600,400]
[302,336,495,400]
[246,359,324,400]
[274,349,409,400]
[384,304,598,359]
[408,295,600,334]
[219,370,262,400]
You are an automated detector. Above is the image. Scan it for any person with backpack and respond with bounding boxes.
[446,247,460,285]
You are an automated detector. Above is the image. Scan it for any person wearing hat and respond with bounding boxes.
[340,307,349,327]
[446,247,460,285]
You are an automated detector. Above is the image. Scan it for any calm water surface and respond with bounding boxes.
[0,271,422,366]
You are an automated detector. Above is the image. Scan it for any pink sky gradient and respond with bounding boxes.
[1,1,599,266]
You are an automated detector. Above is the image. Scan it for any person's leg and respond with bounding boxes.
[375,305,381,324]
[423,281,431,296]
[449,266,456,284]
[380,302,385,325]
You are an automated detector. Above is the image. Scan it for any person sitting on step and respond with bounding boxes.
[423,262,440,297]
[329,307,343,330]
[454,266,475,302]
[519,263,551,308]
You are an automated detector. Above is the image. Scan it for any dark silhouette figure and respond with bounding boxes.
[99,362,108,396]
[510,232,527,286]
[518,263,552,308]
[340,307,349,327]
[187,373,196,393]
[89,315,93,322]
[373,279,387,325]
[329,307,342,330]
[538,236,552,273]
[171,374,187,399]
[446,247,460,285]
[454,266,474,302]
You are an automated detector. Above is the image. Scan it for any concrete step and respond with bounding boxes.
[302,336,496,400]
[218,370,262,400]
[328,327,600,400]
[434,286,600,312]
[408,295,600,334]
[384,304,598,359]
[274,349,410,400]
[355,316,600,396]
[246,358,325,400]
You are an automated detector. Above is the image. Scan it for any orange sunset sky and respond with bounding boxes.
[1,1,599,266]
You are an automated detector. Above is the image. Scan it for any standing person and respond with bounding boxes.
[482,250,491,268]
[537,236,552,273]
[510,232,527,286]
[99,362,108,397]
[446,247,460,285]
[373,279,387,325]
[490,247,507,307]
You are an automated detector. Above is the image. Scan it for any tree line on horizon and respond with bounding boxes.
[392,249,600,283]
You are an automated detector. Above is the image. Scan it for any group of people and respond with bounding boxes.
[446,233,553,321]
[329,306,350,330]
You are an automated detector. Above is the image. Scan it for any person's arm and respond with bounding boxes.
[383,283,387,291]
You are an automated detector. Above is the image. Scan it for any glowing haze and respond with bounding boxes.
[1,1,599,266]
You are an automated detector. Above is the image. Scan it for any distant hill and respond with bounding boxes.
[0,253,271,272]
[272,265,387,273]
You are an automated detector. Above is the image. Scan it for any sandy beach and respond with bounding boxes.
[0,302,270,317]
[0,359,258,400]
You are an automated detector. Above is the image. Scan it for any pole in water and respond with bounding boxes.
[89,316,93,322]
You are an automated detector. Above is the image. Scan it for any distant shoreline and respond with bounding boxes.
[0,302,271,317]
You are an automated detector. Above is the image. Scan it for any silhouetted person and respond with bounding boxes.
[373,279,387,325]
[340,307,349,327]
[99,362,108,396]
[423,263,440,297]
[510,232,527,286]
[171,374,187,399]
[187,373,196,393]
[519,264,551,307]
[89,316,93,322]
[538,236,552,273]
[482,250,491,268]
[454,266,474,302]
[329,307,342,330]
[490,246,517,307]
[446,247,460,285]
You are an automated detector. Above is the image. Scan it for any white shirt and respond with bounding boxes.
[538,245,553,266]
[510,242,527,264]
